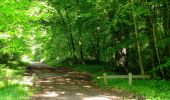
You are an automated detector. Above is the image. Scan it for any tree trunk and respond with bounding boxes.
[96,32,100,62]
[146,16,157,78]
[163,0,170,57]
[131,0,145,76]
[66,11,78,63]
[76,0,85,63]
[56,7,78,63]
[149,16,165,78]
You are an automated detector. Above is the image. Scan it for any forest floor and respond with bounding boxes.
[26,63,131,100]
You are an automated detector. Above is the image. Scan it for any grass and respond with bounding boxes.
[45,59,170,99]
[46,58,73,67]
[59,64,170,99]
[0,84,32,100]
[93,78,170,99]
[65,64,117,78]
[0,64,33,100]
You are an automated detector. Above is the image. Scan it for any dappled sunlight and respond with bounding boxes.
[0,33,11,39]
[41,91,59,97]
[83,85,92,88]
[4,64,125,99]
[82,95,121,100]
[22,55,31,63]
[66,78,71,81]
[83,97,112,100]
[28,65,123,100]
[12,79,20,84]
[20,76,34,86]
[38,80,52,83]
[1,0,169,99]
[75,93,84,96]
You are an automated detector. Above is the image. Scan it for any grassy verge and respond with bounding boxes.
[61,64,170,99]
[0,63,33,100]
[0,84,32,100]
[64,64,116,77]
[93,78,170,99]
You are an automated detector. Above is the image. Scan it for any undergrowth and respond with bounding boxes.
[0,64,33,100]
[60,64,170,100]
[0,84,32,100]
[45,59,170,99]
[93,78,170,99]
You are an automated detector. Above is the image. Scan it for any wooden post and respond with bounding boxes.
[128,73,132,85]
[103,73,108,86]
[4,77,8,87]
[4,69,8,87]
[32,73,36,87]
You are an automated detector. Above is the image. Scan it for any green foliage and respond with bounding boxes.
[160,59,170,68]
[0,64,33,99]
[65,64,117,79]
[93,78,170,99]
[72,65,109,73]
[0,0,170,99]
[46,58,71,67]
[0,64,24,79]
[19,0,169,79]
[0,85,32,100]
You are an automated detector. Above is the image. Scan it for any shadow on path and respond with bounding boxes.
[26,63,127,100]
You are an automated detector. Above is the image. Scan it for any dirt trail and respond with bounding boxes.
[26,63,127,100]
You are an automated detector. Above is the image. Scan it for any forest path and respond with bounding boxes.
[26,63,126,100]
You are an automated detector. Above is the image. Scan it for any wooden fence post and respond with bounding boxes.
[4,76,8,87]
[32,73,37,87]
[103,73,108,86]
[128,73,132,85]
[4,69,8,87]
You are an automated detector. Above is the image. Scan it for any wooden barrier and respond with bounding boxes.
[101,73,150,85]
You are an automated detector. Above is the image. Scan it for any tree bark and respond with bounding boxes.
[66,10,78,63]
[56,7,78,63]
[76,0,85,63]
[163,0,170,57]
[149,16,165,78]
[131,0,145,76]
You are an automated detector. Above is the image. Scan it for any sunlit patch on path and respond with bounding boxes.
[27,63,123,100]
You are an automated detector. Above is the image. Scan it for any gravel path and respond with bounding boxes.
[26,63,125,100]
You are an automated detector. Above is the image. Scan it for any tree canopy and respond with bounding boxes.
[0,0,170,79]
